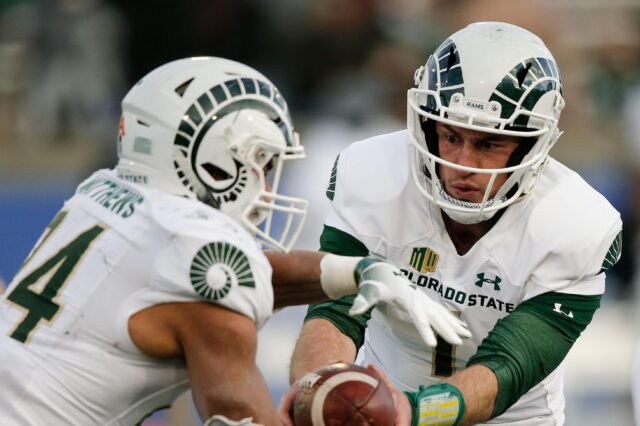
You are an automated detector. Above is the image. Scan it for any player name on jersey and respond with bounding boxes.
[77,175,145,219]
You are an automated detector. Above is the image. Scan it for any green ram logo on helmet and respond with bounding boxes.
[171,77,291,196]
[173,77,292,154]
[426,39,562,129]
[489,57,562,129]
[426,40,463,111]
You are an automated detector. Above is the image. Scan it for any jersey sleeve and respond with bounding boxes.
[469,207,622,418]
[321,132,423,251]
[468,291,601,417]
[141,215,274,328]
[304,153,373,350]
[322,152,363,240]
[519,169,623,300]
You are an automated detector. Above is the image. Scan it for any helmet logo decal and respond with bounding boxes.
[427,39,464,110]
[205,158,248,205]
[516,62,533,87]
[172,77,291,197]
[133,137,152,155]
[489,57,561,128]
[173,77,290,149]
[190,242,255,301]
[174,77,195,97]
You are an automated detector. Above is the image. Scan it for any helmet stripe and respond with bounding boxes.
[211,84,228,103]
[241,78,257,94]
[427,39,465,109]
[172,75,296,197]
[198,93,214,114]
[185,104,202,125]
[225,79,242,97]
[178,120,195,137]
[489,57,561,127]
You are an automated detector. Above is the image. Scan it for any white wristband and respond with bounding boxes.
[319,254,362,299]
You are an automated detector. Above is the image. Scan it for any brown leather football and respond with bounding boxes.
[292,363,396,426]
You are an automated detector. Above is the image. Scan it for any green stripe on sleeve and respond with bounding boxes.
[467,291,601,417]
[326,155,340,201]
[601,230,622,272]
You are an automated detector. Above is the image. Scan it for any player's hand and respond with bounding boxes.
[277,382,299,426]
[367,364,412,426]
[349,256,471,347]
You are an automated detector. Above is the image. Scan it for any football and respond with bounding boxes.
[292,363,396,426]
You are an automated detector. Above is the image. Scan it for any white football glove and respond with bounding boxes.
[349,256,471,347]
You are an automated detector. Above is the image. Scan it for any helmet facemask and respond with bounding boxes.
[200,110,308,253]
[407,22,565,224]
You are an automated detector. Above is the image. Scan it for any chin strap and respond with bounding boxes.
[404,383,465,426]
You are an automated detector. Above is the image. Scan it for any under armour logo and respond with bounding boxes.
[475,273,501,291]
[553,303,574,318]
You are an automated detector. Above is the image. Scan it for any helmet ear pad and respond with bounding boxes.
[501,134,537,199]
[420,116,439,157]
[506,135,536,168]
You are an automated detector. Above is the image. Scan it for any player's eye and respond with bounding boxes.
[480,141,495,149]
[443,133,458,144]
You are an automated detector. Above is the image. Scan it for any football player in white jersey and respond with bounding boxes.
[0,57,469,426]
[280,22,623,426]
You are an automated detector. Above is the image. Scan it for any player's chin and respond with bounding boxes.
[447,189,483,204]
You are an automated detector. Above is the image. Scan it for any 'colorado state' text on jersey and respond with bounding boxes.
[326,130,622,425]
[0,169,273,425]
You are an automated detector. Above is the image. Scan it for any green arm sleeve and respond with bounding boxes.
[305,225,371,349]
[467,291,601,417]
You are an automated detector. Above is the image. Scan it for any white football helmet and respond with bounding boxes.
[116,57,308,252]
[408,22,565,224]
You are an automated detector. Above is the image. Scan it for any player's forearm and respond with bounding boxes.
[266,250,327,308]
[268,251,364,309]
[403,365,497,426]
[178,306,280,425]
[446,364,497,425]
[193,366,280,425]
[289,318,357,383]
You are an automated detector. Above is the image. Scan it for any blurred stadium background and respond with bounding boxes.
[0,0,639,424]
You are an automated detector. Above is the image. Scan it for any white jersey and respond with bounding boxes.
[326,130,621,425]
[633,340,640,425]
[0,169,273,425]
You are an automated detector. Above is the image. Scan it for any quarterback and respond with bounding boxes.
[0,57,469,425]
[281,22,622,425]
